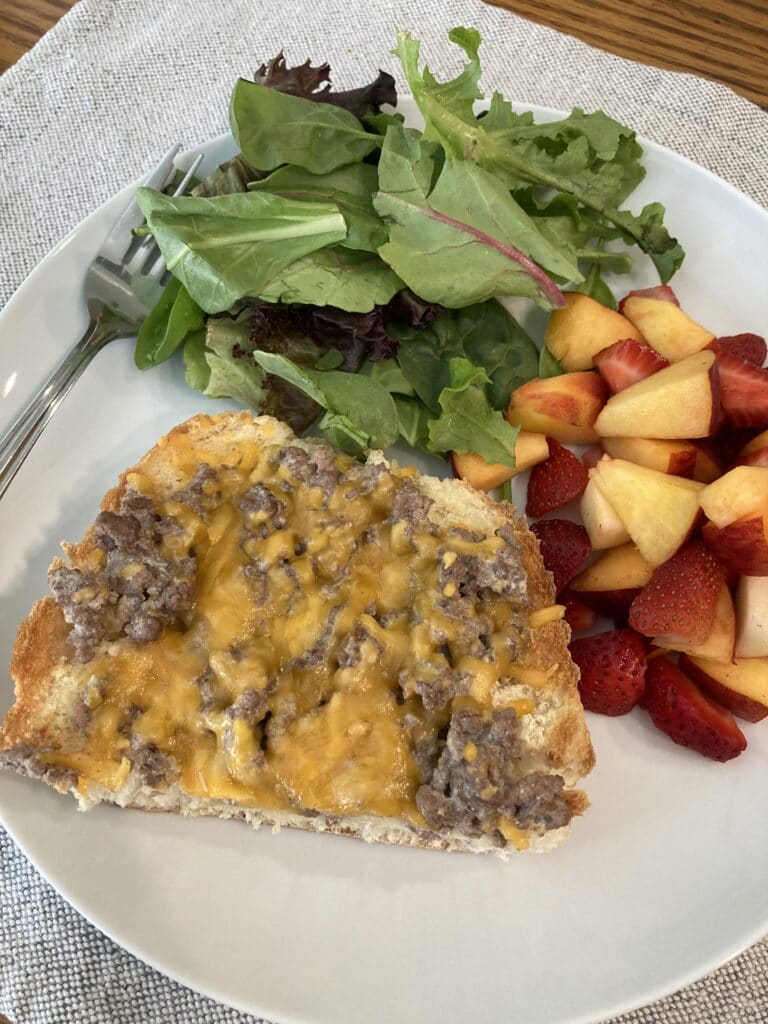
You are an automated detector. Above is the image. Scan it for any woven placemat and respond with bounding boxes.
[1,1,766,1021]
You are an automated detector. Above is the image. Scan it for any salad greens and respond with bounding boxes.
[133,25,684,469]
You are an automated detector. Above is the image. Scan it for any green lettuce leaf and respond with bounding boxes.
[134,278,205,369]
[249,163,386,251]
[427,357,521,467]
[255,246,402,311]
[538,346,564,378]
[230,79,381,174]
[374,126,580,308]
[393,395,431,448]
[136,187,348,314]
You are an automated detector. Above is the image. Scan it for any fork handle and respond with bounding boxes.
[0,305,136,500]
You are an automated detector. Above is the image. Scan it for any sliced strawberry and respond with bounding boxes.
[569,628,647,715]
[526,439,589,517]
[531,519,591,596]
[560,590,598,633]
[643,657,747,762]
[593,339,670,394]
[581,445,604,471]
[618,285,679,315]
[628,542,726,645]
[702,518,768,577]
[574,586,642,622]
[708,333,767,366]
[714,351,768,428]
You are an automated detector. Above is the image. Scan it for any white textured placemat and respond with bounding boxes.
[0,1,766,1022]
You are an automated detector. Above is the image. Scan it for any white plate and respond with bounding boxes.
[1,100,768,1024]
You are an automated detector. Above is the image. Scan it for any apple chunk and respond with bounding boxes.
[738,429,768,468]
[601,437,697,478]
[699,466,768,528]
[451,432,549,490]
[570,542,654,618]
[621,295,714,361]
[655,584,736,662]
[679,654,768,722]
[735,576,768,658]
[505,372,607,444]
[579,473,631,550]
[595,350,720,439]
[593,456,704,566]
[544,292,642,371]
[702,515,768,576]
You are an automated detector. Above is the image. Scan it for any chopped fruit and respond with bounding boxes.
[595,350,720,439]
[738,430,768,468]
[601,437,697,478]
[570,629,647,716]
[593,457,704,566]
[707,333,767,366]
[530,519,591,596]
[526,439,589,517]
[735,576,768,658]
[679,654,768,723]
[451,432,549,490]
[700,466,768,528]
[629,542,725,645]
[570,542,653,619]
[621,295,714,361]
[581,445,604,470]
[544,291,642,371]
[690,443,724,483]
[579,473,631,550]
[505,372,608,444]
[713,351,768,428]
[560,591,598,633]
[702,515,768,576]
[594,339,669,393]
[643,657,747,762]
[739,429,768,456]
[618,285,680,315]
[655,584,736,662]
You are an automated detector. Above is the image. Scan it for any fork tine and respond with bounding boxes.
[99,143,182,265]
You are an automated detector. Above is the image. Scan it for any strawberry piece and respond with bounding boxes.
[714,351,768,428]
[581,445,603,470]
[708,333,767,366]
[526,439,589,517]
[628,542,726,644]
[560,590,598,633]
[575,587,642,622]
[702,518,768,577]
[618,285,680,315]
[569,628,647,715]
[643,657,747,762]
[531,519,591,595]
[593,339,670,394]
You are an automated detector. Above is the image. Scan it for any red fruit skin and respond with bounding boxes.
[628,541,726,644]
[618,285,680,315]
[714,351,768,428]
[679,655,768,724]
[560,591,598,633]
[739,448,768,468]
[593,339,670,394]
[643,658,747,762]
[581,445,604,470]
[702,518,768,577]
[530,519,591,596]
[526,439,589,517]
[573,586,642,622]
[570,628,647,716]
[708,333,767,366]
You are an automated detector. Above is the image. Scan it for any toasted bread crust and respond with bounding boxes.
[1,412,594,854]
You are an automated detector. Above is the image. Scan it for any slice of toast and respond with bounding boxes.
[0,412,594,857]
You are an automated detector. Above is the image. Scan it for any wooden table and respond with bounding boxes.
[1,0,766,106]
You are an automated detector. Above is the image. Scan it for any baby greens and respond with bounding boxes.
[134,25,684,468]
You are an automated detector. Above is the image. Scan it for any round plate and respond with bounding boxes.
[1,100,767,1024]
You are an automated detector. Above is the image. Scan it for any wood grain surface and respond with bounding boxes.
[0,0,766,106]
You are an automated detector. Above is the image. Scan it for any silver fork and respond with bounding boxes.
[0,145,204,500]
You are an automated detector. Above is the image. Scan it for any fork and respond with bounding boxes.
[0,145,203,501]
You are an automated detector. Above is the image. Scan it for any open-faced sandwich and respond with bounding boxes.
[0,412,594,856]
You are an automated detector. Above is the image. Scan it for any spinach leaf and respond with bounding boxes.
[182,330,211,391]
[394,395,432,448]
[361,357,415,396]
[582,259,617,310]
[538,346,564,378]
[255,246,402,312]
[374,126,579,309]
[249,163,386,251]
[134,278,205,369]
[136,187,348,314]
[427,358,521,467]
[252,350,399,453]
[191,154,261,198]
[230,80,381,174]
